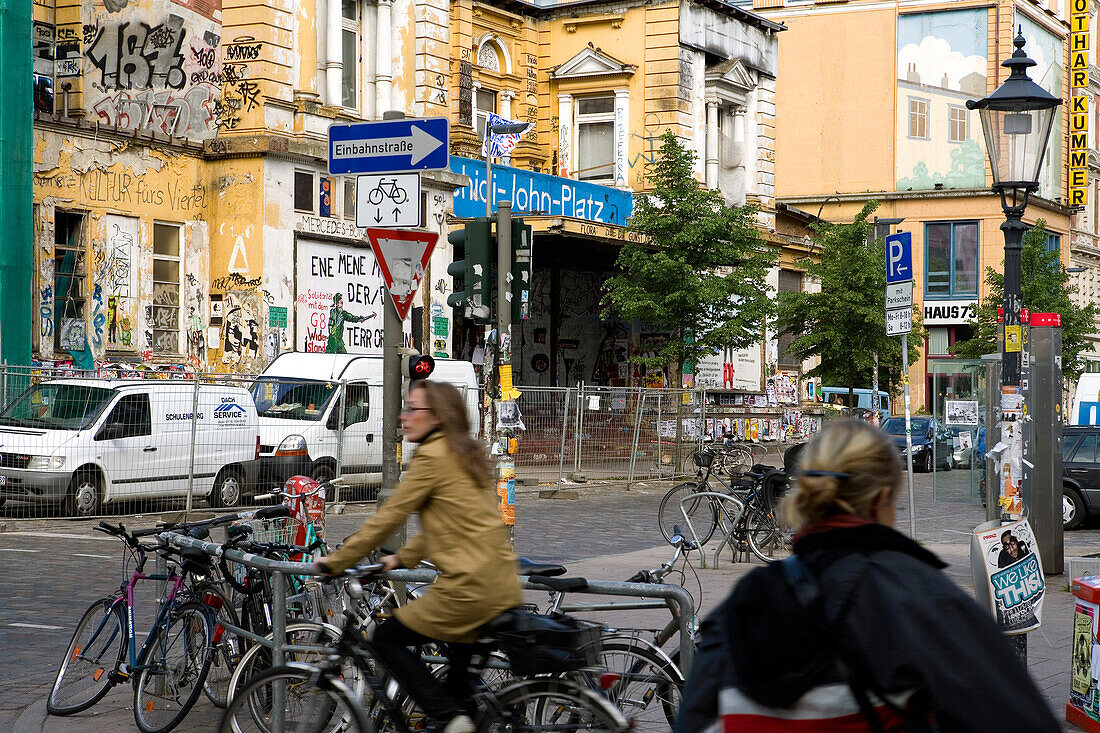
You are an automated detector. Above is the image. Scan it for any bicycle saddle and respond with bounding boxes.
[517,557,567,577]
[525,576,589,593]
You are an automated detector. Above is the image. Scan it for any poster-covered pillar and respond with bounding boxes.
[1023,313,1063,575]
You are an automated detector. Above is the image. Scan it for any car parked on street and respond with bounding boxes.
[1062,426,1100,530]
[880,416,954,472]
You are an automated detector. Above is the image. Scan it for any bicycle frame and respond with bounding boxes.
[118,565,187,676]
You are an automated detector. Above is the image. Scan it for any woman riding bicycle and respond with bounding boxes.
[317,380,521,733]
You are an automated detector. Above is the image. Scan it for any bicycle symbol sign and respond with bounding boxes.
[355,173,421,228]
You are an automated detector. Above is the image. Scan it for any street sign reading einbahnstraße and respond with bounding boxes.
[328,118,449,175]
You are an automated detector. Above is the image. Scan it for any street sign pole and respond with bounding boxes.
[902,333,915,539]
[885,232,915,538]
[496,201,515,544]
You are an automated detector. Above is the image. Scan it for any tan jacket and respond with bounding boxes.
[322,431,522,643]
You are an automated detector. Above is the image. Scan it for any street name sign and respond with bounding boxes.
[356,174,421,228]
[886,307,913,336]
[885,232,913,284]
[364,228,439,320]
[886,281,914,310]
[328,117,449,175]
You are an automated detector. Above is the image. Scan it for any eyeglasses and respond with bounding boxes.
[401,406,432,414]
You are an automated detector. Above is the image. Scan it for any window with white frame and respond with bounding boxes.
[908,97,929,139]
[475,88,497,142]
[948,106,967,143]
[576,95,615,182]
[152,223,181,354]
[341,0,358,108]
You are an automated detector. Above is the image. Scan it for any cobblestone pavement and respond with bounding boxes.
[0,465,1097,731]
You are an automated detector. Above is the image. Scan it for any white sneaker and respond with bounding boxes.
[443,714,475,733]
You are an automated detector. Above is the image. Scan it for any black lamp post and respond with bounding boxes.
[967,30,1061,388]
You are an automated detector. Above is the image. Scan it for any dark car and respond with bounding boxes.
[1061,426,1100,530]
[880,416,954,473]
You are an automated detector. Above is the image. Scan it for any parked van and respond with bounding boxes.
[1071,373,1100,425]
[820,387,892,422]
[251,353,479,491]
[0,379,260,516]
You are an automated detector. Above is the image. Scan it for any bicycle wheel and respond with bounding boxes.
[657,483,716,545]
[227,622,345,705]
[479,677,629,732]
[597,641,684,731]
[219,663,370,733]
[47,597,126,715]
[133,601,214,733]
[745,507,793,563]
[202,585,245,708]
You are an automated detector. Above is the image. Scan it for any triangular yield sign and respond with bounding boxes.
[364,228,439,320]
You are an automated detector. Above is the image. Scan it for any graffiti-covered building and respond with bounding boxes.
[30,0,464,372]
[753,0,1075,412]
[29,0,800,392]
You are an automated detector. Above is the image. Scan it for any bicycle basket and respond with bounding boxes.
[693,449,715,469]
[251,516,304,545]
[495,613,603,676]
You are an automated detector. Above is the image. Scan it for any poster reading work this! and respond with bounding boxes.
[974,519,1045,634]
[295,240,411,353]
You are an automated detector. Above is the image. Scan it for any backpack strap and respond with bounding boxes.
[780,555,897,733]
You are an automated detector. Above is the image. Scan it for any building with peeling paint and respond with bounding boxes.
[28,0,802,397]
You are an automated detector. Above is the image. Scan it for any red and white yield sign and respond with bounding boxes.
[364,228,439,320]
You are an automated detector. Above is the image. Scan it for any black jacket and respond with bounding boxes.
[675,524,1060,732]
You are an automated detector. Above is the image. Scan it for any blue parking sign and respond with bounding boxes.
[885,232,913,284]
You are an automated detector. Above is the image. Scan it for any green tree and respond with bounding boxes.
[952,220,1097,379]
[775,201,922,408]
[602,130,778,388]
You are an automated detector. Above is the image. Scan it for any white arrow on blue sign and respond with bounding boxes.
[328,117,449,175]
[885,231,913,284]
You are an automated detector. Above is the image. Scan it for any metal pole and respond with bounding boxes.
[557,389,571,484]
[871,353,880,427]
[1001,213,1026,388]
[496,200,514,542]
[574,381,584,473]
[485,152,493,218]
[380,297,404,545]
[271,571,286,731]
[902,334,916,538]
[627,391,645,489]
[379,110,406,546]
[334,380,346,505]
[185,375,200,517]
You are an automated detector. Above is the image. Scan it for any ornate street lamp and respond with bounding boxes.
[967,30,1061,387]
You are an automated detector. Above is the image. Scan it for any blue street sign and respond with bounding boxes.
[885,231,913,284]
[328,117,449,175]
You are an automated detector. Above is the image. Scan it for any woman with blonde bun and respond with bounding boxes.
[675,419,1058,732]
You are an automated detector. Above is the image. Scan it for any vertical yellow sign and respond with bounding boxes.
[1071,6,1090,208]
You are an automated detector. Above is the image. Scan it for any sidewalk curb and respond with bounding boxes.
[12,697,47,733]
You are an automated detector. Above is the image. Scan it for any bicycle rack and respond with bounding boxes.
[163,532,698,676]
[679,491,757,569]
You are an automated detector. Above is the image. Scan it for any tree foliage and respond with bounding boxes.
[952,220,1098,380]
[602,131,777,385]
[775,201,922,397]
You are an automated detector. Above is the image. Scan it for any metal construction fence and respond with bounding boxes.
[511,384,800,485]
[0,364,803,520]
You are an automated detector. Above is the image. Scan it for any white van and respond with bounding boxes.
[251,353,479,491]
[0,379,260,516]
[1071,373,1100,425]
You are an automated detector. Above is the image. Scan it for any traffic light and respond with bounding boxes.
[446,218,493,322]
[511,219,533,321]
[402,352,436,381]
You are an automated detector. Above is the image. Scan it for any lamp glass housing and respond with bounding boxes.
[977,101,1056,189]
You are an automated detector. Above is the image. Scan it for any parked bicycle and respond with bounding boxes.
[46,506,290,732]
[658,444,802,563]
[219,563,631,733]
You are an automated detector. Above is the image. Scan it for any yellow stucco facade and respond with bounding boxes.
[755,0,1075,411]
